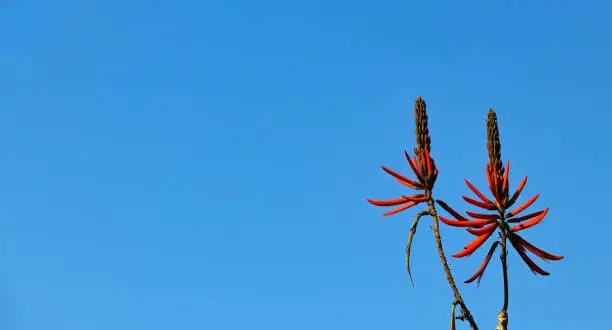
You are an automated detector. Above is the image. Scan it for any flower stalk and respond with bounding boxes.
[436,110,563,329]
[367,100,563,328]
[368,97,478,329]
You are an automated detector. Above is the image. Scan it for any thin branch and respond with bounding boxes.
[427,195,479,330]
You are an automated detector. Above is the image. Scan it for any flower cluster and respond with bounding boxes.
[436,110,563,284]
[367,97,438,214]
[367,100,563,328]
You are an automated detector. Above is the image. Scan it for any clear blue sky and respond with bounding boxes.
[1,1,610,329]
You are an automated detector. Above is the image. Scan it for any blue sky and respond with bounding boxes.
[1,1,611,329]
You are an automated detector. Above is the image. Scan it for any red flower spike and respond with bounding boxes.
[465,241,500,285]
[462,196,497,210]
[510,208,549,232]
[455,160,561,280]
[439,217,494,227]
[452,229,495,258]
[367,197,410,206]
[467,223,498,236]
[382,201,418,216]
[464,179,492,204]
[511,233,563,261]
[507,193,540,217]
[466,211,500,220]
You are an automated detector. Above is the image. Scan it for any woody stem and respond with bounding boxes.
[426,193,479,330]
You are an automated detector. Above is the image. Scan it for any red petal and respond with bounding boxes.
[436,200,469,221]
[507,176,528,208]
[439,217,494,227]
[383,201,418,216]
[464,179,492,204]
[425,148,433,176]
[509,236,550,275]
[401,194,429,203]
[511,233,563,261]
[465,241,500,285]
[452,229,495,258]
[381,166,423,189]
[467,223,498,236]
[507,194,540,217]
[367,197,410,206]
[507,209,546,223]
[510,208,549,232]
[462,196,497,210]
[502,161,510,195]
[466,211,500,220]
[404,151,425,182]
[486,164,503,205]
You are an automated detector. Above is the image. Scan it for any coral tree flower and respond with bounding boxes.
[366,97,439,284]
[367,97,438,215]
[437,110,563,285]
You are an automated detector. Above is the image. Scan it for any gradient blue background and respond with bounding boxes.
[1,1,610,329]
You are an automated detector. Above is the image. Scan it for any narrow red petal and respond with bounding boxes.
[507,176,528,208]
[439,217,494,227]
[425,148,433,176]
[507,209,546,223]
[404,151,425,182]
[510,208,549,232]
[502,161,510,195]
[396,179,420,189]
[436,200,469,221]
[511,233,564,261]
[486,164,502,205]
[367,197,410,206]
[452,229,495,258]
[485,164,494,193]
[509,236,550,275]
[465,241,500,284]
[464,179,492,204]
[383,201,418,216]
[401,194,429,203]
[467,223,498,236]
[381,166,423,189]
[507,194,540,217]
[462,196,497,211]
[466,211,500,220]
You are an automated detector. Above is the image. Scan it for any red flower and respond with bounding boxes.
[437,111,563,285]
[367,97,438,215]
[366,97,440,285]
